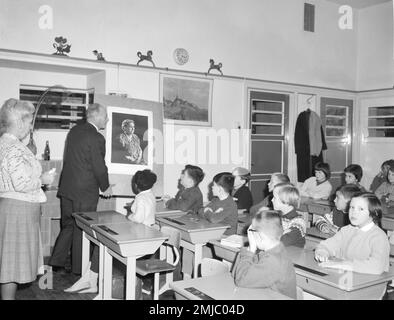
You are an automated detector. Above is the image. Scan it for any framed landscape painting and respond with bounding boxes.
[160,74,213,126]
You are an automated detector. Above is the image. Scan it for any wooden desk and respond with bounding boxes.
[156,215,229,278]
[209,236,247,264]
[170,272,292,300]
[155,200,186,218]
[73,210,129,299]
[286,246,394,300]
[92,222,168,300]
[305,227,332,250]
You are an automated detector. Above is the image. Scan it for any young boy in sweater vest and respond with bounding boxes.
[232,210,297,299]
[315,193,390,275]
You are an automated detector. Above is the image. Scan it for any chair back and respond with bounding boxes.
[200,258,229,277]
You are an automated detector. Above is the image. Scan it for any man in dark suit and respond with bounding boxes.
[49,103,112,274]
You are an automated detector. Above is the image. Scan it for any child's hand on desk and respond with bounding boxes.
[314,250,329,262]
[162,195,171,204]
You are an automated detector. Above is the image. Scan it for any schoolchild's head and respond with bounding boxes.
[232,167,250,189]
[388,166,394,184]
[314,162,331,182]
[268,173,290,192]
[132,169,157,194]
[272,183,300,212]
[252,209,284,245]
[334,184,362,212]
[349,192,382,227]
[381,159,394,176]
[212,172,234,197]
[181,165,205,188]
[344,164,363,184]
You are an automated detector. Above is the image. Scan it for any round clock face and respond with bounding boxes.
[173,48,189,65]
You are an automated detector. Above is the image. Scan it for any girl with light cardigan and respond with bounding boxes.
[315,193,390,275]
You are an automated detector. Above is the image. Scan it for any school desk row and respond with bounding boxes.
[72,202,394,300]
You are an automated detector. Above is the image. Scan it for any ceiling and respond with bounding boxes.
[324,0,392,9]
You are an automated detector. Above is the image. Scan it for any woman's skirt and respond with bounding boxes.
[0,198,43,284]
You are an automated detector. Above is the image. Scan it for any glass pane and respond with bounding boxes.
[252,125,281,135]
[368,128,394,137]
[368,117,394,127]
[253,101,282,112]
[251,140,282,174]
[326,106,346,116]
[326,117,346,127]
[368,106,394,117]
[326,127,346,137]
[325,141,347,172]
[252,113,282,124]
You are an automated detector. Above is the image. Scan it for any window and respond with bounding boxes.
[251,100,284,135]
[324,105,348,138]
[367,106,394,137]
[20,85,93,130]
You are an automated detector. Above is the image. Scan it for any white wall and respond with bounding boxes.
[0,0,357,89]
[356,1,394,90]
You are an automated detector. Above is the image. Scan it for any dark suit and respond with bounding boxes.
[49,122,109,274]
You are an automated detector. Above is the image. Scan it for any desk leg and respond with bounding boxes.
[125,256,136,300]
[103,247,113,300]
[81,231,89,274]
[97,243,104,300]
[193,244,203,279]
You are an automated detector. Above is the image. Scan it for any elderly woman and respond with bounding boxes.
[119,119,143,164]
[0,99,55,300]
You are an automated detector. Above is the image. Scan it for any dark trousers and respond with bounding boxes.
[49,197,98,274]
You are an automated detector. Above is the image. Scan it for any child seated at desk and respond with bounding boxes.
[127,169,157,226]
[197,172,238,235]
[315,184,361,235]
[232,167,253,212]
[163,165,204,213]
[272,184,306,247]
[299,162,332,200]
[250,173,290,216]
[344,164,367,192]
[315,193,390,275]
[370,159,394,193]
[65,169,157,296]
[375,165,394,207]
[232,210,297,299]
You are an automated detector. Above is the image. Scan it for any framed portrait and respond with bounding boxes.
[160,73,213,126]
[105,106,153,175]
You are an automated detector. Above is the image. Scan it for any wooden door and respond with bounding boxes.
[249,90,289,203]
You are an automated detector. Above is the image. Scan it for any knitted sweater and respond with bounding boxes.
[300,177,332,200]
[232,243,297,299]
[166,186,203,213]
[375,182,394,202]
[316,224,390,275]
[281,208,306,248]
[197,196,238,235]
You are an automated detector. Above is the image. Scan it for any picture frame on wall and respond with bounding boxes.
[160,73,213,126]
[105,106,153,175]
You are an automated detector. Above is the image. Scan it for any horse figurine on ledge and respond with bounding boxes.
[207,59,223,75]
[137,50,156,67]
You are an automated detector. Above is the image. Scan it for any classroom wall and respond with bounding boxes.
[0,0,357,89]
[356,1,394,90]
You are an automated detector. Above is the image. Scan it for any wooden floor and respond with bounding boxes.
[16,263,176,300]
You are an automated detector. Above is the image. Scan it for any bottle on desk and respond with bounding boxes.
[43,140,50,161]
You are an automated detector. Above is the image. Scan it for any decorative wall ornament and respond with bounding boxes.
[207,59,223,75]
[93,50,105,61]
[173,48,189,65]
[52,36,71,56]
[137,50,156,67]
